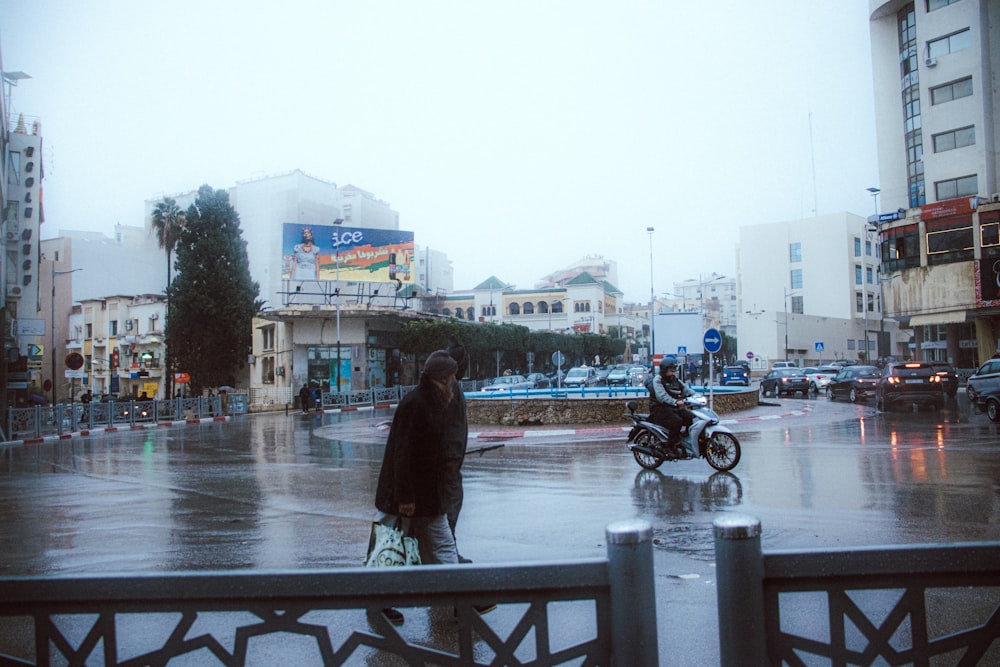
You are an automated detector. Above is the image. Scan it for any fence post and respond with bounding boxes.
[714,514,766,666]
[606,519,658,666]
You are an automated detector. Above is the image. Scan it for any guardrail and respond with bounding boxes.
[714,514,1000,665]
[6,395,248,442]
[0,520,658,666]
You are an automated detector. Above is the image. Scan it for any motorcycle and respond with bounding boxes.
[624,395,741,472]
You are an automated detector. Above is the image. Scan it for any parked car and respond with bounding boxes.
[928,362,959,398]
[802,366,840,394]
[829,359,858,368]
[966,357,1000,407]
[827,365,880,402]
[595,366,612,385]
[562,366,600,388]
[524,372,550,389]
[605,365,631,386]
[771,361,797,369]
[720,365,750,386]
[483,375,531,392]
[759,368,810,397]
[875,361,943,411]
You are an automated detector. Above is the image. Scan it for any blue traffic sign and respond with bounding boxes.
[815,342,825,352]
[678,346,687,355]
[703,328,722,354]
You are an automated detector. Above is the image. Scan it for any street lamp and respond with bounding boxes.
[49,259,82,404]
[332,218,344,393]
[647,227,655,359]
[783,287,799,362]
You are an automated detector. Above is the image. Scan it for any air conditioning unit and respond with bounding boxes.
[276,366,285,376]
[248,354,256,365]
[5,231,15,242]
[991,193,999,203]
[925,57,937,67]
[6,286,21,298]
[125,320,133,331]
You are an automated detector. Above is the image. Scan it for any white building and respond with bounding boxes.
[736,212,904,368]
[868,0,1000,368]
[659,274,738,338]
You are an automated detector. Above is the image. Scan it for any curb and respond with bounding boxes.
[5,416,232,447]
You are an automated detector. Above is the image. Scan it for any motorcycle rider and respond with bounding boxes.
[646,360,698,457]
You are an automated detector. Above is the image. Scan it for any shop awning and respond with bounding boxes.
[909,312,968,326]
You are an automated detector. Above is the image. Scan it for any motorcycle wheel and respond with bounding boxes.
[704,432,741,472]
[631,431,665,470]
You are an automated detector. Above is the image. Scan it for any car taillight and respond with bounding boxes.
[930,375,941,383]
[887,377,900,384]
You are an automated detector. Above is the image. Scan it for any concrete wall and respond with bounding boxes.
[466,389,759,426]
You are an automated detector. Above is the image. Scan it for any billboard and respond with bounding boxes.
[651,312,703,358]
[281,223,415,284]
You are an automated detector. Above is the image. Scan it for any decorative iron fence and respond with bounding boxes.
[714,514,1000,666]
[0,520,658,666]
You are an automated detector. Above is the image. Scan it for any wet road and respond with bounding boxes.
[1,393,998,664]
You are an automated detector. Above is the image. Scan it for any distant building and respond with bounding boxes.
[737,212,904,368]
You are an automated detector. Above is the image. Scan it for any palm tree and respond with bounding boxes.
[151,197,185,289]
[151,197,185,399]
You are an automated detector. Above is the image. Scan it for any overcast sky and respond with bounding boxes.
[4,1,878,303]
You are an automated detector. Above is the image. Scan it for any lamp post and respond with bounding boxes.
[647,227,655,359]
[861,187,884,364]
[783,288,799,362]
[332,217,344,393]
[49,260,82,404]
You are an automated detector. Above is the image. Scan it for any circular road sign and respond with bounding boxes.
[703,328,723,354]
[746,351,754,360]
[65,352,85,371]
[551,350,565,367]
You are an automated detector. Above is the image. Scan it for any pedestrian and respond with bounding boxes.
[372,350,484,626]
[298,383,311,413]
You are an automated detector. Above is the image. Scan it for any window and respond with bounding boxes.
[110,320,118,336]
[933,126,975,152]
[855,293,864,313]
[574,302,591,313]
[931,77,973,105]
[790,296,803,315]
[927,0,959,10]
[262,356,275,384]
[898,6,925,208]
[790,269,802,289]
[882,224,921,271]
[509,303,520,316]
[86,323,93,337]
[868,293,875,313]
[6,152,20,185]
[260,324,274,350]
[855,265,863,285]
[928,29,971,59]
[935,174,978,200]
[866,267,874,284]
[523,302,534,315]
[927,218,974,265]
[866,239,873,256]
[789,242,802,262]
[481,305,495,317]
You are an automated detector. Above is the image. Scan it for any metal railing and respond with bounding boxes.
[6,395,248,442]
[0,520,658,666]
[714,514,1000,666]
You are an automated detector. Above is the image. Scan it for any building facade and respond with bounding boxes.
[869,0,1000,368]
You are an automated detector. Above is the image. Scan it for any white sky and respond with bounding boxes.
[3,0,879,303]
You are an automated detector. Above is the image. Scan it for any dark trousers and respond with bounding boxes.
[650,404,693,443]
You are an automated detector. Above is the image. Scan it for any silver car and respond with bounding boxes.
[483,375,530,392]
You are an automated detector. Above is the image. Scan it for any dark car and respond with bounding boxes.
[967,358,1000,407]
[875,361,943,411]
[759,368,810,397]
[605,365,631,386]
[720,365,750,386]
[928,362,958,398]
[524,372,550,389]
[826,365,880,403]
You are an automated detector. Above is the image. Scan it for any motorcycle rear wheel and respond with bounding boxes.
[704,432,741,472]
[631,431,664,470]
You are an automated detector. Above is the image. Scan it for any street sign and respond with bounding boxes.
[703,328,722,354]
[28,344,43,360]
[65,352,85,370]
[746,351,754,360]
[551,351,565,367]
[64,370,86,379]
[678,346,687,355]
[815,342,825,353]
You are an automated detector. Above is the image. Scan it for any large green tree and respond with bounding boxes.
[166,185,260,392]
